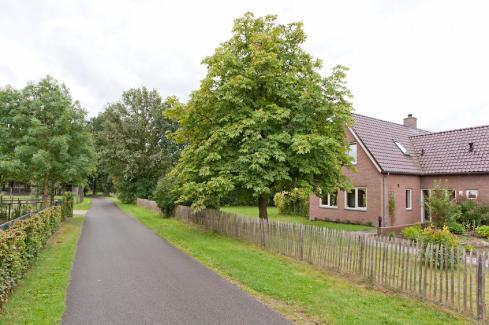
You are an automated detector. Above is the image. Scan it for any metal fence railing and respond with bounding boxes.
[0,198,61,231]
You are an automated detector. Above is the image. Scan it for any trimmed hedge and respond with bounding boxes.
[0,205,68,307]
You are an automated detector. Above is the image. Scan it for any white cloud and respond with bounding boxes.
[1,0,488,131]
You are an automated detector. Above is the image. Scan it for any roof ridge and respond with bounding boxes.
[409,124,489,138]
[352,112,430,133]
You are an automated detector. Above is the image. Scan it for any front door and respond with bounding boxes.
[421,189,430,223]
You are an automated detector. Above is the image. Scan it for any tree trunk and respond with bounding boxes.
[42,180,49,207]
[258,195,268,220]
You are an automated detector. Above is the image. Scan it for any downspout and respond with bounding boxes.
[383,173,389,227]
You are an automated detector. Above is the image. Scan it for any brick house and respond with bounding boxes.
[309,114,489,227]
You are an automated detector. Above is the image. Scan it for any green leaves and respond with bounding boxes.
[93,88,181,203]
[0,76,96,191]
[167,13,353,211]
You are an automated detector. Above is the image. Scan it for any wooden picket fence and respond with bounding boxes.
[175,205,489,321]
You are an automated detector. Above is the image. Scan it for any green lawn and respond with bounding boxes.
[73,197,92,211]
[221,206,373,232]
[0,217,84,325]
[114,200,466,324]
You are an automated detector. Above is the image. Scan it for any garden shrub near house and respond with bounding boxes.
[448,222,465,235]
[273,188,309,217]
[0,205,68,307]
[475,225,489,239]
[457,199,489,230]
[425,181,461,228]
[402,225,459,247]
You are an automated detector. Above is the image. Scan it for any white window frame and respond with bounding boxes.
[405,189,412,210]
[344,187,367,211]
[466,189,479,200]
[348,143,357,165]
[319,192,338,209]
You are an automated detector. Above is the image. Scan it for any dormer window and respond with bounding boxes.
[394,141,410,156]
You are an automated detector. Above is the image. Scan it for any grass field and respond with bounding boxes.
[0,217,84,325]
[221,206,373,232]
[73,197,92,211]
[114,200,467,324]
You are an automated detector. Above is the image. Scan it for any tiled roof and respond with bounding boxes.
[351,114,489,175]
[410,125,489,175]
[351,114,429,174]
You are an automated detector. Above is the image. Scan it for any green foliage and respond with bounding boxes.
[425,180,460,228]
[166,13,353,213]
[0,77,96,202]
[475,225,489,238]
[456,199,489,230]
[61,192,74,219]
[388,191,396,224]
[0,218,83,325]
[447,222,465,235]
[0,206,63,307]
[402,225,459,247]
[273,188,309,217]
[402,224,423,241]
[153,174,185,216]
[93,88,180,203]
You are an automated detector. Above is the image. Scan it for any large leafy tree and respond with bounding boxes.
[13,76,96,205]
[167,13,353,219]
[0,86,23,186]
[95,88,180,203]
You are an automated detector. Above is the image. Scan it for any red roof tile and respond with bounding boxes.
[351,114,489,175]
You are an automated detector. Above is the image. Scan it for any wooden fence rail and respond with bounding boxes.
[175,205,488,321]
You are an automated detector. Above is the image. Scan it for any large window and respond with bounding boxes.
[345,187,367,210]
[406,189,412,210]
[348,143,357,165]
[320,192,338,208]
[466,190,479,200]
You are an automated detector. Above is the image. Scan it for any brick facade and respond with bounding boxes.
[309,130,489,227]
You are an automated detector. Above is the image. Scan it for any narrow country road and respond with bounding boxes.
[63,198,290,325]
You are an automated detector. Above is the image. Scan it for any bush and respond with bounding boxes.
[0,206,63,307]
[402,224,423,241]
[476,225,489,238]
[448,222,465,235]
[153,174,182,216]
[425,181,460,228]
[273,188,309,217]
[61,192,74,219]
[457,200,489,229]
[402,224,459,247]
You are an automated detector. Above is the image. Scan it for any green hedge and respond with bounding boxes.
[0,206,66,307]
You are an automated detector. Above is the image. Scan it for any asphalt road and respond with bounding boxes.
[62,198,290,325]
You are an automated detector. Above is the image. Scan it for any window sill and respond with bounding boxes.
[344,207,367,212]
[406,208,413,211]
[319,205,338,209]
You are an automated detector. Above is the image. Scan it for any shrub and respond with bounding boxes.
[153,174,183,216]
[0,206,63,307]
[402,224,459,247]
[402,225,423,241]
[448,222,465,235]
[273,188,309,217]
[476,225,489,238]
[425,180,460,228]
[61,192,74,219]
[457,200,489,229]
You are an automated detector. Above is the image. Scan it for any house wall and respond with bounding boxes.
[420,175,489,202]
[309,130,383,226]
[385,174,421,226]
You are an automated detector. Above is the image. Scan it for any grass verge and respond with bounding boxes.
[73,197,92,211]
[114,200,467,324]
[0,217,84,325]
[221,206,373,231]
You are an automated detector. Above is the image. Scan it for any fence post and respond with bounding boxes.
[477,252,485,320]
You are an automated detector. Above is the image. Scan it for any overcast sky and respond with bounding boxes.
[1,0,488,131]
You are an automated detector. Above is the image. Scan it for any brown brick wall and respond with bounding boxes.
[309,130,383,226]
[420,175,489,202]
[385,174,421,226]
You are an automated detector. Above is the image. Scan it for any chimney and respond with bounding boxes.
[403,114,417,128]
